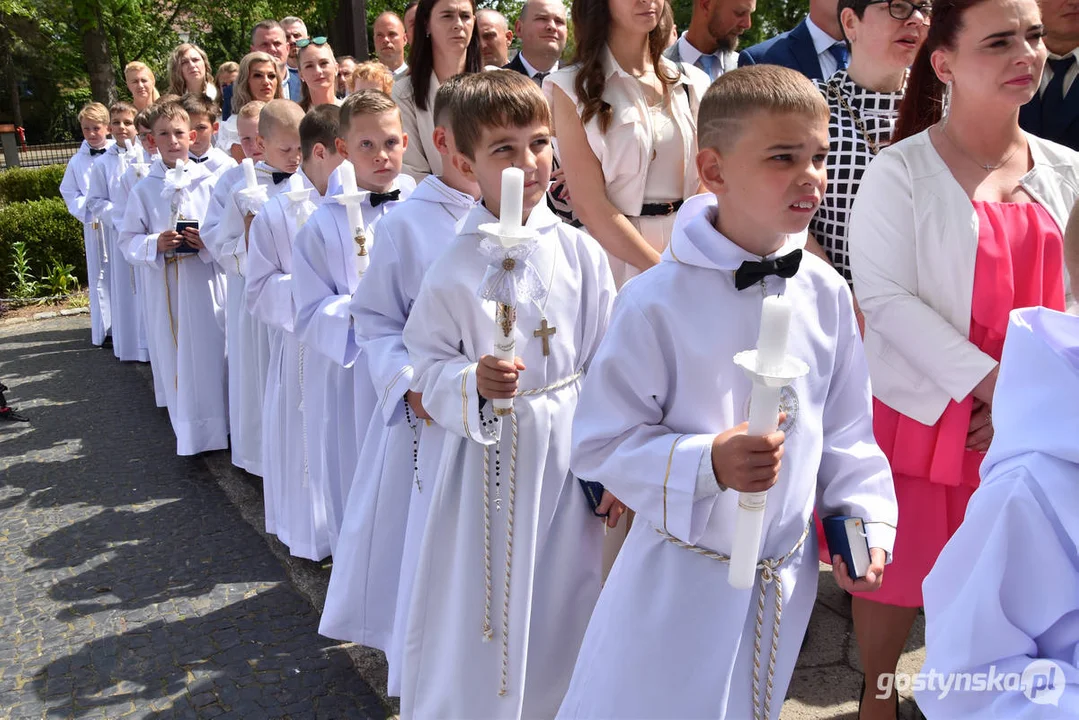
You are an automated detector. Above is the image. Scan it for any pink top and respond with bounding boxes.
[873,200,1066,487]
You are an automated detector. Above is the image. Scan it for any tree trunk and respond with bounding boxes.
[0,24,22,128]
[82,10,117,105]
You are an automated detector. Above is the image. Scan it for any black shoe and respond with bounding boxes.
[859,675,900,720]
[101,335,113,349]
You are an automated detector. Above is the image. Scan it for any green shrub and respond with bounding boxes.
[0,165,67,204]
[0,198,85,295]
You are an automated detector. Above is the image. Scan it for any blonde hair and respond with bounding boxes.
[257,98,305,139]
[124,61,160,103]
[236,100,267,121]
[449,70,551,159]
[233,52,284,114]
[339,89,399,137]
[216,61,239,87]
[349,61,394,95]
[167,43,217,99]
[697,65,830,152]
[77,102,110,126]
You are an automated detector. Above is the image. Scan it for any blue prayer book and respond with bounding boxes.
[822,515,871,580]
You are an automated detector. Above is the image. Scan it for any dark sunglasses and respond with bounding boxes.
[295,36,328,49]
[866,0,932,20]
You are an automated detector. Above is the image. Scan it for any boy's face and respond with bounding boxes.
[458,120,552,219]
[699,110,828,252]
[152,117,195,166]
[188,112,217,155]
[81,118,108,148]
[338,110,407,192]
[109,111,137,144]
[257,126,302,174]
[237,115,264,161]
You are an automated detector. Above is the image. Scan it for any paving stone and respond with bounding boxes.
[0,317,383,719]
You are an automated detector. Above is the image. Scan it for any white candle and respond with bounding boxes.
[134,142,145,164]
[241,157,258,189]
[289,173,304,193]
[339,162,358,196]
[124,139,134,153]
[729,295,794,590]
[498,167,524,234]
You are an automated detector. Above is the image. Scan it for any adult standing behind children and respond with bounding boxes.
[504,0,568,82]
[167,43,218,101]
[60,102,114,348]
[297,37,342,110]
[848,0,1079,715]
[125,62,160,111]
[374,12,410,78]
[546,0,710,287]
[217,53,283,161]
[557,65,896,720]
[393,0,483,180]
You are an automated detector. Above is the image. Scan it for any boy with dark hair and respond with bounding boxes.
[180,93,236,176]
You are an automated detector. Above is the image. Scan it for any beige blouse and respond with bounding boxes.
[393,71,442,181]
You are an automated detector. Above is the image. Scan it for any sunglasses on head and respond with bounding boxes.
[295,36,328,49]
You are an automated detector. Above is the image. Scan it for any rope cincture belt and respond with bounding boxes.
[655,519,812,720]
[482,369,583,699]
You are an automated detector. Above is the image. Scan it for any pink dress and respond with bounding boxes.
[857,201,1066,607]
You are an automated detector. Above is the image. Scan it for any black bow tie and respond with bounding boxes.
[272,171,293,184]
[733,249,803,290]
[189,155,209,164]
[89,147,107,156]
[369,189,400,207]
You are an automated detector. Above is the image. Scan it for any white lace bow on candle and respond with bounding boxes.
[475,236,546,306]
[236,186,269,217]
[161,162,192,198]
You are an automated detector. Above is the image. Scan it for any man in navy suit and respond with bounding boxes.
[737,0,848,80]
[503,0,567,85]
[1019,0,1079,150]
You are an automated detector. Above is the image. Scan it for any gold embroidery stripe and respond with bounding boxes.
[381,365,410,411]
[662,434,687,534]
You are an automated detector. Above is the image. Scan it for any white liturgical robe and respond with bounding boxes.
[320,176,475,659]
[291,166,414,559]
[918,307,1079,718]
[556,194,897,720]
[119,158,228,456]
[398,201,616,720]
[61,139,115,345]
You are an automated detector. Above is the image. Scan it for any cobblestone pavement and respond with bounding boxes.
[0,316,387,720]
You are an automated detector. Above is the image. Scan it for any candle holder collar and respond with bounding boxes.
[475,227,545,306]
[734,349,809,387]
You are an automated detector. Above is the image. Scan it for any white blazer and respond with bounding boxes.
[850,129,1079,426]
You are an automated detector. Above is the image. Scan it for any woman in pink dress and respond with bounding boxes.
[846,0,1079,716]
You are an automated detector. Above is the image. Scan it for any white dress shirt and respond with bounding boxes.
[518,52,558,77]
[805,16,844,79]
[674,32,738,80]
[1039,47,1079,97]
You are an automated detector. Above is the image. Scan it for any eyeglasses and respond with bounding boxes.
[867,0,932,20]
[295,36,328,49]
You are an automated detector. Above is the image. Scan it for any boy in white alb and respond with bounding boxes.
[120,100,228,455]
[320,77,478,666]
[556,66,897,720]
[60,102,114,346]
[915,213,1079,718]
[292,90,415,559]
[203,99,303,478]
[398,70,620,720]
[246,104,344,558]
[181,93,237,178]
[87,101,149,363]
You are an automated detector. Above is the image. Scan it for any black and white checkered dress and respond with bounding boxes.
[809,70,905,285]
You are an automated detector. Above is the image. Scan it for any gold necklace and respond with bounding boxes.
[827,78,883,156]
[938,124,1022,172]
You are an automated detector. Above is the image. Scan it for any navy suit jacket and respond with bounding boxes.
[220,83,234,121]
[1019,85,1079,152]
[738,19,824,81]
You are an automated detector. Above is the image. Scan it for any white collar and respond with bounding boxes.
[1048,47,1079,62]
[676,33,712,66]
[518,52,558,77]
[804,16,842,55]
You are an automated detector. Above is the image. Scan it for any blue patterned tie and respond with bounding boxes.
[828,42,850,72]
[1043,55,1076,140]
[696,53,716,80]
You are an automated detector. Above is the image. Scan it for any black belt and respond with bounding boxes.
[638,200,684,217]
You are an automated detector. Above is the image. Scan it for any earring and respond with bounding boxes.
[940,79,953,128]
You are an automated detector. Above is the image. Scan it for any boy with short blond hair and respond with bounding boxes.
[292,91,415,559]
[180,93,236,176]
[556,65,897,719]
[87,101,148,363]
[203,98,302,480]
[61,101,114,346]
[119,101,228,456]
[396,70,617,719]
[246,104,345,560]
[320,76,478,675]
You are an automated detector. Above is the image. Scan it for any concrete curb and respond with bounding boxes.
[1,305,88,327]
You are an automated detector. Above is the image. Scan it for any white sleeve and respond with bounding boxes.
[246,203,294,332]
[292,218,357,367]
